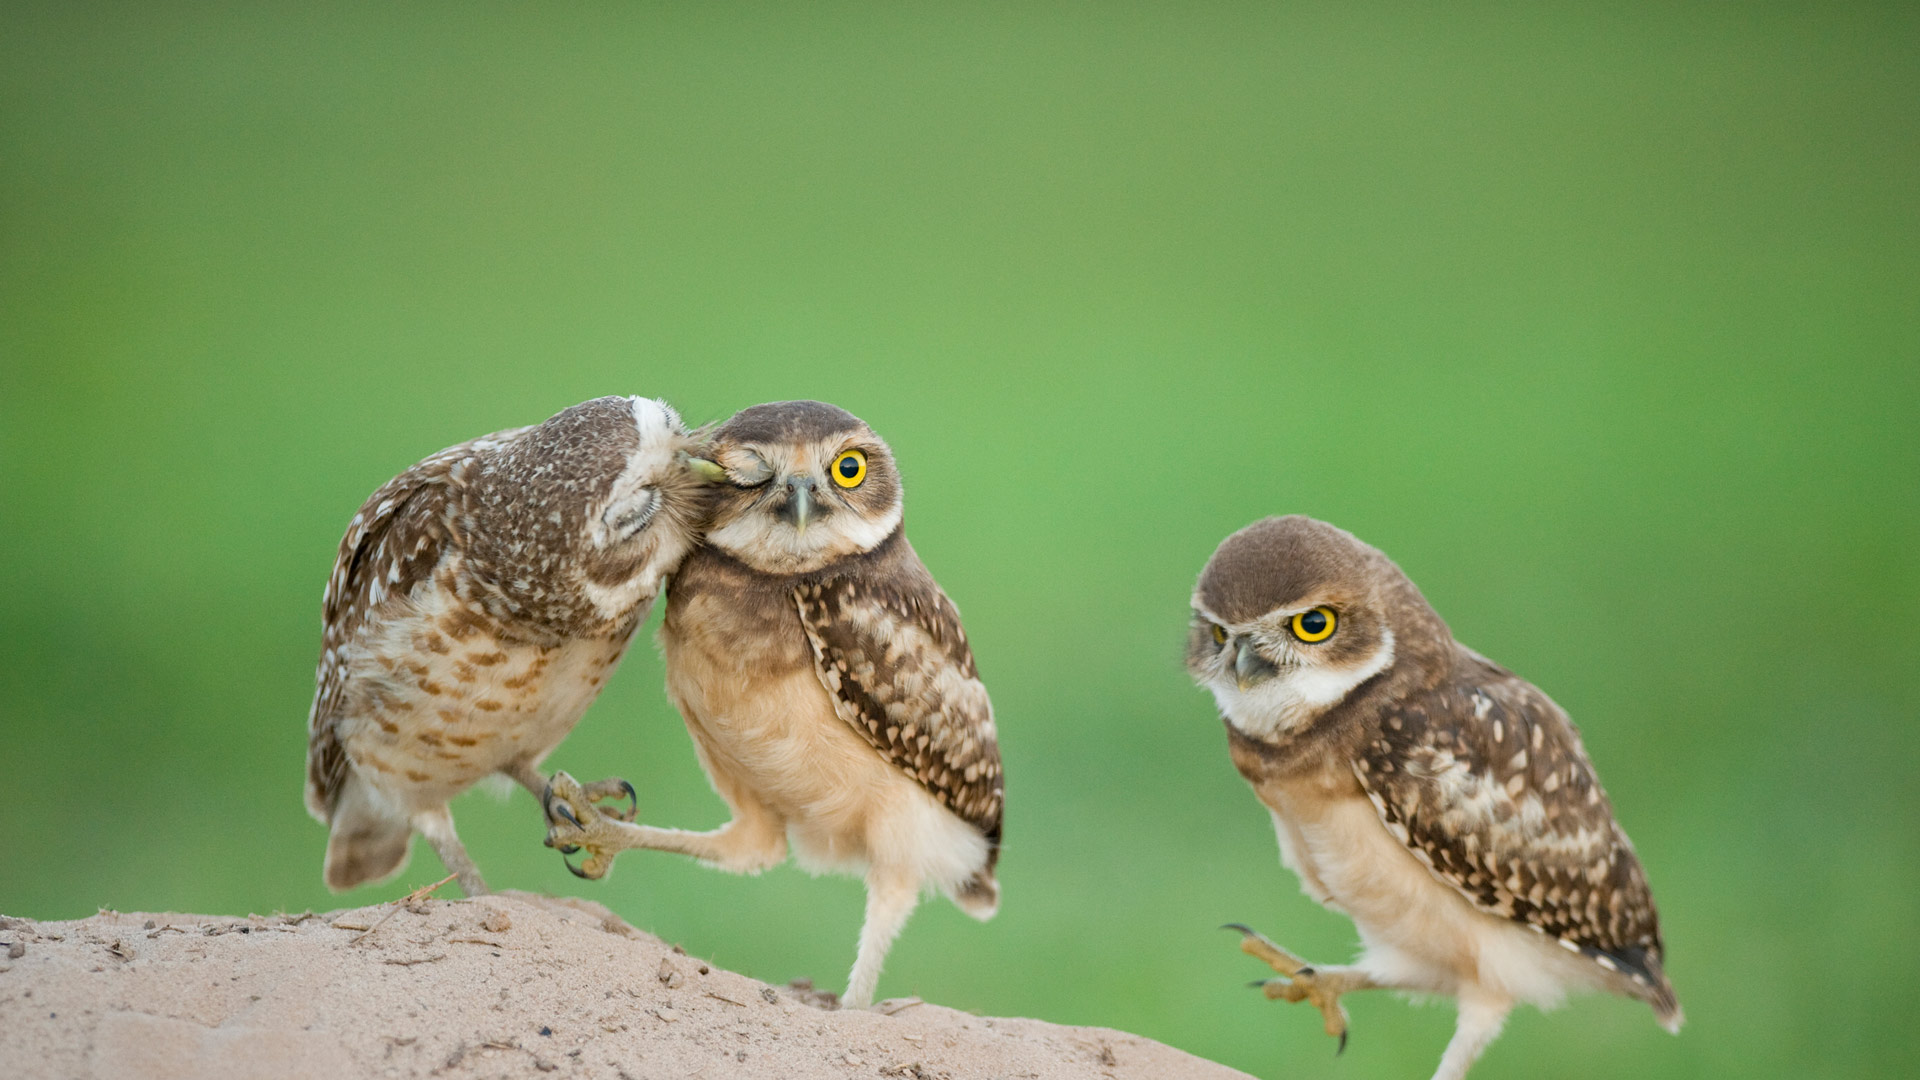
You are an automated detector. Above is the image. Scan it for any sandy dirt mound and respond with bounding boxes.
[0,892,1248,1080]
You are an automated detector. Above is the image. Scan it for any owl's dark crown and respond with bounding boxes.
[716,399,863,445]
[1197,516,1386,625]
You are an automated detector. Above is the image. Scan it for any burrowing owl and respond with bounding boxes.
[305,396,710,897]
[1187,516,1680,1080]
[541,399,1003,1008]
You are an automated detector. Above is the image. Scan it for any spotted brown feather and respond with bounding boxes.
[1350,651,1671,1003]
[793,573,1005,853]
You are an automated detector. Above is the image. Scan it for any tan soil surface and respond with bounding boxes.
[0,891,1249,1080]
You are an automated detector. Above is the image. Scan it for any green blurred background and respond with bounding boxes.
[3,4,1915,1077]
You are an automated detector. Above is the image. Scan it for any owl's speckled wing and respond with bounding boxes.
[793,567,1004,849]
[1351,653,1668,991]
[303,427,529,820]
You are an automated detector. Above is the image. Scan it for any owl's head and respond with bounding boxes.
[688,400,904,575]
[574,396,713,584]
[1187,516,1438,739]
[464,396,712,629]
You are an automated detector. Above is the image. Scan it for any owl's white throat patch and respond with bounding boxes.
[1215,628,1396,740]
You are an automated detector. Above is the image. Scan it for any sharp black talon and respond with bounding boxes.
[564,855,592,879]
[1248,979,1272,989]
[1222,923,1255,935]
[554,802,582,829]
[1297,966,1316,977]
[556,844,580,855]
[540,781,556,816]
[1337,1031,1348,1056]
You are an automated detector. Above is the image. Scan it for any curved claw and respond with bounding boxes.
[586,778,639,823]
[1337,1031,1348,1056]
[552,801,582,830]
[555,844,580,856]
[1222,923,1256,935]
[564,855,594,879]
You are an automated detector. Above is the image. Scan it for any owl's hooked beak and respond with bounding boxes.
[778,475,816,532]
[1234,639,1279,689]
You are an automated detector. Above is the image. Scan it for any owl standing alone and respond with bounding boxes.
[543,400,1003,1008]
[306,396,709,896]
[1187,516,1679,1080]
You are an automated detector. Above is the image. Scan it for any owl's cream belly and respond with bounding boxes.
[338,605,635,812]
[1268,780,1608,1008]
[665,644,989,891]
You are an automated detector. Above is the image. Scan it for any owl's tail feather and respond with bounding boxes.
[949,868,1000,921]
[1651,982,1684,1035]
[1625,948,1684,1034]
[323,774,413,892]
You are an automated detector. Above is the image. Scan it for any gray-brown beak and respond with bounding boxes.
[1235,640,1279,689]
[778,475,816,532]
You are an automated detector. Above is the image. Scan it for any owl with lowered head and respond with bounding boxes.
[306,396,710,897]
[542,399,1003,1008]
[1187,516,1679,1080]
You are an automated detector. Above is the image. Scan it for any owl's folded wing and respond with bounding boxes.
[793,571,1004,849]
[1351,668,1671,999]
[304,426,528,820]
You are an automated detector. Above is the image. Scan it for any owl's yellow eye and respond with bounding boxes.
[831,449,867,488]
[1291,606,1336,643]
[1211,624,1228,646]
[837,445,875,488]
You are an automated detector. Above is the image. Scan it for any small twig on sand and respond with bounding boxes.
[384,953,447,966]
[351,874,457,946]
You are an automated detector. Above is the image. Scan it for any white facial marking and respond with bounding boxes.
[1209,627,1396,740]
[822,499,902,552]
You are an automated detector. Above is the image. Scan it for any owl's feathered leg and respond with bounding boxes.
[1430,992,1511,1080]
[411,807,488,897]
[542,770,786,879]
[1226,924,1379,1051]
[844,869,921,1010]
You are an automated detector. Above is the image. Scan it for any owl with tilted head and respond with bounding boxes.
[1188,515,1679,1080]
[306,396,711,898]
[542,400,1003,1009]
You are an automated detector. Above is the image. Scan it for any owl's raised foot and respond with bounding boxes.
[1226,923,1367,1053]
[542,770,635,880]
[575,776,639,823]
